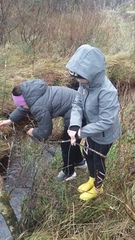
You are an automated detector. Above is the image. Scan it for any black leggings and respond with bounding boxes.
[83,137,112,188]
[61,126,83,176]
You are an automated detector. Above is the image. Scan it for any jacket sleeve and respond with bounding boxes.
[9,107,30,122]
[32,110,53,140]
[80,89,120,138]
[69,87,84,127]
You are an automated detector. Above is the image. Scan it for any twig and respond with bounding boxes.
[50,139,106,158]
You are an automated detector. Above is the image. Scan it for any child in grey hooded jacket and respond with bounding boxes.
[0,79,87,181]
[66,44,121,201]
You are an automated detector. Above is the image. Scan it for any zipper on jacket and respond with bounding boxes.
[83,85,89,122]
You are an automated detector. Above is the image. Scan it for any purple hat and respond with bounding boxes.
[12,95,26,106]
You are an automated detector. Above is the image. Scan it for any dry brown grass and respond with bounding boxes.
[0,6,135,240]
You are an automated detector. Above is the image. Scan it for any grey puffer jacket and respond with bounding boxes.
[66,44,121,144]
[9,79,77,139]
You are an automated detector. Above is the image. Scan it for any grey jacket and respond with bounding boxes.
[66,44,121,144]
[9,79,77,139]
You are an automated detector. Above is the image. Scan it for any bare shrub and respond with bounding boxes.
[0,0,18,45]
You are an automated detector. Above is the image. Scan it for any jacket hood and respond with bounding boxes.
[66,44,106,87]
[20,79,47,106]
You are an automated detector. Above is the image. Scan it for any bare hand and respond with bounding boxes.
[0,119,12,127]
[27,128,34,137]
[67,129,77,146]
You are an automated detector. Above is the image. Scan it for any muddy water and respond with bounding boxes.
[0,135,59,239]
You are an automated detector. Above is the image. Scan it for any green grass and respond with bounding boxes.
[14,127,135,240]
[0,5,135,240]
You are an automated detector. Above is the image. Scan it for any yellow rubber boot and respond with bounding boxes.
[78,177,95,193]
[79,186,103,201]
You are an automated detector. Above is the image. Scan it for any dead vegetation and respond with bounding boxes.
[0,1,135,239]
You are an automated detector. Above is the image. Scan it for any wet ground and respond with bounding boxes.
[0,134,59,239]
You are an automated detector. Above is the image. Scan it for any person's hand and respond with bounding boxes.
[27,128,34,137]
[0,119,12,127]
[67,129,76,145]
[67,129,81,146]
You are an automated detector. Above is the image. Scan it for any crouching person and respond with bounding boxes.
[0,79,87,181]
